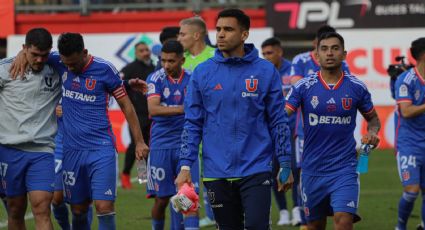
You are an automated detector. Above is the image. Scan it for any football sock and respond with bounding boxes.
[152,218,165,230]
[72,211,90,230]
[184,215,199,230]
[52,203,70,230]
[98,212,116,230]
[170,204,184,230]
[397,191,418,230]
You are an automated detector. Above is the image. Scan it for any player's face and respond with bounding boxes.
[262,45,282,67]
[316,37,346,70]
[24,45,50,73]
[178,24,196,50]
[135,44,151,62]
[216,17,248,54]
[161,52,184,78]
[60,49,88,74]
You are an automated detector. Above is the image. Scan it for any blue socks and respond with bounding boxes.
[152,219,165,230]
[98,212,116,230]
[72,211,90,230]
[169,204,184,230]
[397,191,418,230]
[184,215,199,230]
[52,203,70,230]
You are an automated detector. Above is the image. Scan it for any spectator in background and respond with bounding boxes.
[120,41,155,189]
[261,37,302,226]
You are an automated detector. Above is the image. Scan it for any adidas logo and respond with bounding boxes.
[73,77,80,82]
[347,201,356,208]
[326,97,336,104]
[174,90,181,96]
[213,83,223,90]
[104,189,113,196]
[262,180,271,186]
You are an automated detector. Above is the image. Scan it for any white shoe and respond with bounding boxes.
[277,209,290,226]
[292,206,302,226]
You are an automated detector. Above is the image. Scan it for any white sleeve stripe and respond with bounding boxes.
[93,57,119,74]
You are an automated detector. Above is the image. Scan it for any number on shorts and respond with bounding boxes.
[63,171,76,186]
[400,155,416,170]
[0,162,8,177]
[54,159,62,174]
[150,166,165,181]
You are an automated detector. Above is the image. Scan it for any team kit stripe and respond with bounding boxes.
[112,85,127,99]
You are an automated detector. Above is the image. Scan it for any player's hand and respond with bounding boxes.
[128,79,148,94]
[361,132,380,148]
[277,162,293,192]
[175,168,192,190]
[135,141,149,160]
[9,49,28,80]
[55,105,63,117]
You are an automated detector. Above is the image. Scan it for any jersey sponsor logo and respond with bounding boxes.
[308,113,352,126]
[85,78,96,91]
[148,83,155,95]
[311,96,319,109]
[163,87,170,98]
[63,88,96,102]
[399,84,408,97]
[245,76,258,92]
[342,97,353,110]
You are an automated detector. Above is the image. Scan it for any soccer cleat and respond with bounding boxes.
[292,206,302,226]
[277,209,290,225]
[417,222,424,230]
[120,173,132,189]
[199,217,216,227]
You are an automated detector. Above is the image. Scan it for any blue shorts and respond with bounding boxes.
[397,150,425,187]
[0,144,55,196]
[62,148,117,204]
[54,143,64,191]
[301,172,360,222]
[147,148,199,198]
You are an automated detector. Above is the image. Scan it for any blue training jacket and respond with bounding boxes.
[180,44,291,178]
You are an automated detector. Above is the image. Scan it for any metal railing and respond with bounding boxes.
[15,0,264,14]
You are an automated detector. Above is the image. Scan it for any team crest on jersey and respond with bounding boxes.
[342,98,352,110]
[304,207,310,216]
[245,76,258,92]
[85,78,96,91]
[163,87,170,98]
[62,72,68,82]
[415,90,420,100]
[402,171,410,181]
[311,96,319,109]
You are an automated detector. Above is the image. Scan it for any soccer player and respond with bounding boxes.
[285,32,381,230]
[120,41,155,189]
[145,40,199,230]
[261,37,300,226]
[394,37,425,230]
[51,33,149,230]
[178,16,215,74]
[0,28,59,230]
[175,9,293,229]
[177,16,216,227]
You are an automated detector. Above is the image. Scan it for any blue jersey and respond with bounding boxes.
[54,117,64,158]
[395,68,425,152]
[48,52,126,150]
[286,71,374,175]
[146,68,190,150]
[290,51,351,78]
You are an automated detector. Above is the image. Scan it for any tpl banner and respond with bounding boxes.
[267,0,425,34]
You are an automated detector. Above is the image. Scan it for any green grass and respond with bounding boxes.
[0,149,422,229]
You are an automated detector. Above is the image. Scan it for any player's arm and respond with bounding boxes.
[398,101,425,118]
[147,96,184,116]
[116,93,149,159]
[175,69,204,189]
[265,68,293,192]
[361,109,381,146]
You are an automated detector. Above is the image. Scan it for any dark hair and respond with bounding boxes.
[134,41,148,49]
[161,40,184,56]
[159,27,180,44]
[261,37,282,49]
[316,25,336,39]
[58,32,84,56]
[410,37,425,61]
[317,32,345,49]
[25,28,52,51]
[217,9,250,31]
